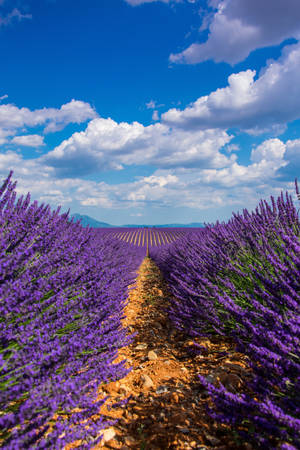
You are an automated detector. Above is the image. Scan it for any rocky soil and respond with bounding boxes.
[70,257,253,449]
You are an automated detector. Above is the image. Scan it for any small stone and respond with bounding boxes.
[141,374,154,388]
[205,434,221,446]
[156,385,169,394]
[101,428,116,444]
[147,350,158,361]
[135,343,148,350]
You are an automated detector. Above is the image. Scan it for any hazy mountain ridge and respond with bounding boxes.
[71,214,205,228]
[71,214,116,228]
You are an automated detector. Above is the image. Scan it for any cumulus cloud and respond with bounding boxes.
[42,116,233,177]
[199,138,293,189]
[0,128,12,145]
[170,0,300,65]
[250,138,286,163]
[163,42,300,132]
[0,134,298,218]
[0,99,97,141]
[11,134,45,147]
[277,138,300,180]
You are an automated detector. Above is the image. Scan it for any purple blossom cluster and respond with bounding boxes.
[0,172,144,449]
[150,183,300,449]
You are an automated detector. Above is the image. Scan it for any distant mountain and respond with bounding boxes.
[71,214,116,228]
[71,213,205,228]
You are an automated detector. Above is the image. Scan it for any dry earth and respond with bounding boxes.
[69,257,253,450]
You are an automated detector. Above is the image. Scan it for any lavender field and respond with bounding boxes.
[0,172,299,449]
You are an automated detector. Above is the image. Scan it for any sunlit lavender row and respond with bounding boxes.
[150,182,300,449]
[0,172,144,449]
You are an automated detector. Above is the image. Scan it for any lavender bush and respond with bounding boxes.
[150,183,300,449]
[0,172,144,449]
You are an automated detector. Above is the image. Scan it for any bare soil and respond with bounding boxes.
[89,257,253,450]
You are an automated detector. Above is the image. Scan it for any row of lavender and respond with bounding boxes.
[0,172,145,449]
[150,183,300,449]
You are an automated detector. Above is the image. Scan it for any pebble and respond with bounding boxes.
[135,343,148,350]
[156,385,169,394]
[101,428,116,444]
[141,374,154,388]
[205,434,221,445]
[148,350,158,361]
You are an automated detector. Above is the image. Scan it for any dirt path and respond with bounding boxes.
[94,257,252,449]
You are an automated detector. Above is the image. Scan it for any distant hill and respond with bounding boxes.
[71,214,116,228]
[71,214,205,228]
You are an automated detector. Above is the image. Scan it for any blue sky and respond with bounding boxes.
[0,0,299,225]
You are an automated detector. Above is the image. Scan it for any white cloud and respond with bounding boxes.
[143,173,178,186]
[0,128,12,145]
[11,134,45,147]
[43,100,98,133]
[170,0,300,65]
[0,135,297,218]
[250,138,285,163]
[0,99,97,136]
[0,94,8,101]
[42,117,233,177]
[163,42,300,132]
[277,138,300,179]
